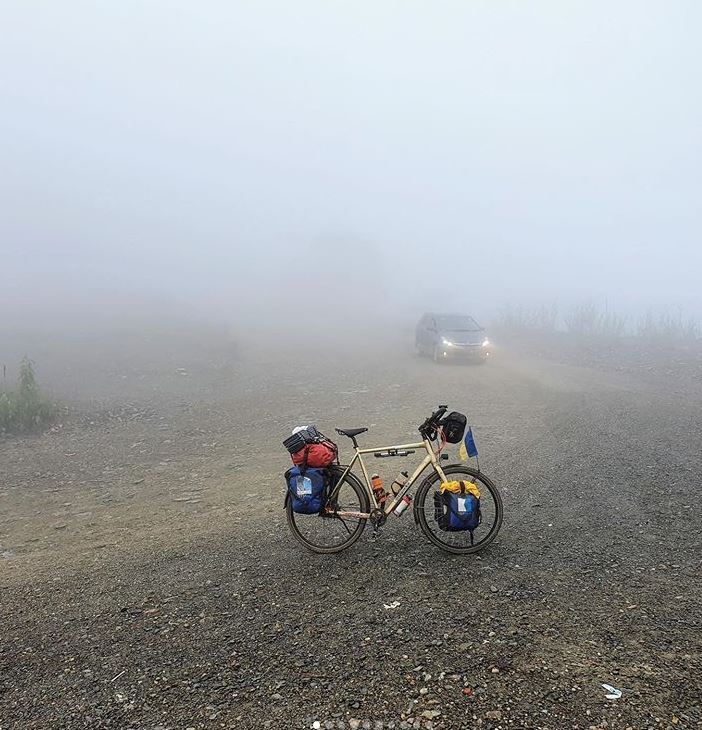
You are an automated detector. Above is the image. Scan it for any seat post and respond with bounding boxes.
[351,436,358,449]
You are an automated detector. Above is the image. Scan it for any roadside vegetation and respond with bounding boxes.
[494,301,701,344]
[0,357,60,435]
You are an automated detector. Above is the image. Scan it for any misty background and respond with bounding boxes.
[1,1,700,337]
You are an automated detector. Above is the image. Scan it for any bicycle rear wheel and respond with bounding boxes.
[286,465,369,554]
[415,464,503,554]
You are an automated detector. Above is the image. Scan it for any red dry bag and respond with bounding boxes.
[292,441,337,469]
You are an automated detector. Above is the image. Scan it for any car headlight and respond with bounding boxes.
[441,338,453,347]
[482,338,490,347]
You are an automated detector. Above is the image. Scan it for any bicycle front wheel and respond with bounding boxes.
[415,465,503,555]
[286,465,369,554]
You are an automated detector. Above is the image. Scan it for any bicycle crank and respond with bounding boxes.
[369,508,387,529]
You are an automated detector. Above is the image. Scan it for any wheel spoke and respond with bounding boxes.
[337,516,353,536]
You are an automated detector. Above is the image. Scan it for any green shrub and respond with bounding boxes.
[0,357,60,435]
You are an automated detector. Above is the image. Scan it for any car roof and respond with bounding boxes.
[420,313,484,329]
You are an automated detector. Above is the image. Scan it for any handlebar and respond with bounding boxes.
[418,405,448,439]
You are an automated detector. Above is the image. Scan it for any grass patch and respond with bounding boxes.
[0,357,60,435]
[637,311,700,342]
[494,302,700,345]
[564,301,627,339]
[496,303,559,334]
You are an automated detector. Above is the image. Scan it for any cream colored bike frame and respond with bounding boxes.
[328,439,450,519]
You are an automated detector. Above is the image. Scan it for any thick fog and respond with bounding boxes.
[1,1,700,335]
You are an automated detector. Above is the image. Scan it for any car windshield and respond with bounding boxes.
[436,315,481,331]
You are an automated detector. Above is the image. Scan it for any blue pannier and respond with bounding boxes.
[434,485,481,532]
[286,466,326,514]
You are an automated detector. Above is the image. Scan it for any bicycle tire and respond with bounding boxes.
[286,465,369,554]
[415,464,503,555]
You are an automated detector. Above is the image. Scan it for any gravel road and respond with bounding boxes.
[1,336,700,729]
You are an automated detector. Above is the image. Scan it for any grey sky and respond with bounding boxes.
[1,1,700,328]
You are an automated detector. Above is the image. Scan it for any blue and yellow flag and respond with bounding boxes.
[458,427,479,461]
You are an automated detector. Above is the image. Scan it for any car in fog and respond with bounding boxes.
[415,313,491,362]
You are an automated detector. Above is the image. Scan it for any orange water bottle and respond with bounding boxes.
[371,473,386,507]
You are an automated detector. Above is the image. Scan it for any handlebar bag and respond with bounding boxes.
[433,480,481,532]
[439,411,467,443]
[286,466,327,514]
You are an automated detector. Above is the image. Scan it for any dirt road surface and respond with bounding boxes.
[1,334,700,729]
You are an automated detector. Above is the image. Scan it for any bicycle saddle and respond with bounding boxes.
[335,427,368,438]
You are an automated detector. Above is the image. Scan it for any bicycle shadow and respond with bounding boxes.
[276,516,509,592]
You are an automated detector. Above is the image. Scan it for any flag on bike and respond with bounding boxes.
[458,427,478,461]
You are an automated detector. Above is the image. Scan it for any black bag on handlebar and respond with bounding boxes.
[439,411,467,443]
